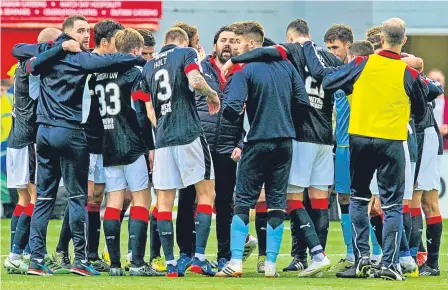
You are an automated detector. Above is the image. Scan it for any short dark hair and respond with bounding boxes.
[232,21,264,43]
[115,28,144,53]
[382,18,406,47]
[349,40,374,57]
[137,29,156,47]
[365,25,382,50]
[165,27,189,44]
[286,19,309,36]
[213,25,234,44]
[62,14,87,32]
[324,24,354,43]
[172,22,198,46]
[93,20,124,47]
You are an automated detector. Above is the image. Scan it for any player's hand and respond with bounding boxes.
[296,36,311,45]
[207,92,220,115]
[231,147,242,162]
[440,124,448,136]
[62,40,82,52]
[221,59,234,78]
[149,150,155,173]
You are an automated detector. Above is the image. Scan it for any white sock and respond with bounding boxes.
[312,253,325,262]
[8,253,20,261]
[166,259,177,266]
[399,256,413,264]
[265,261,276,269]
[346,254,355,262]
[370,254,382,261]
[195,253,206,261]
[127,251,132,262]
[230,258,242,267]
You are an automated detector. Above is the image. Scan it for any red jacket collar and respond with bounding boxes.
[210,55,227,90]
[229,63,246,75]
[378,50,401,60]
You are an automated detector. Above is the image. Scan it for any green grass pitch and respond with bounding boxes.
[1,219,447,289]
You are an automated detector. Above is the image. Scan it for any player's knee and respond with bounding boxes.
[338,194,350,205]
[421,198,440,217]
[287,185,305,197]
[267,210,285,229]
[309,186,328,199]
[94,184,105,197]
[351,195,371,207]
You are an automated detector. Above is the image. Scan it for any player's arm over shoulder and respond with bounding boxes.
[322,56,367,94]
[404,67,428,122]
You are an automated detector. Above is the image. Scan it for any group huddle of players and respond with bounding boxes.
[4,14,443,282]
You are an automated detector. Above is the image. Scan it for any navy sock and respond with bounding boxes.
[289,216,300,258]
[309,198,329,250]
[129,206,149,267]
[56,205,71,253]
[370,214,383,248]
[194,204,212,260]
[157,211,175,264]
[12,203,33,254]
[287,200,323,258]
[87,203,101,260]
[255,202,267,256]
[426,216,442,269]
[11,204,24,251]
[402,206,412,242]
[149,207,161,260]
[230,207,250,260]
[119,201,131,254]
[266,210,284,263]
[103,207,122,268]
[409,208,423,258]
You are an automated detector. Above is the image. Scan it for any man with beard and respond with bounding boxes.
[195,25,245,271]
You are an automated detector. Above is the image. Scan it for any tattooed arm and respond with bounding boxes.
[187,70,220,114]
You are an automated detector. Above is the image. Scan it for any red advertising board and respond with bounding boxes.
[0,0,162,28]
[0,1,163,78]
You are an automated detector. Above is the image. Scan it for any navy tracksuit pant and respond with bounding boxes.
[349,135,405,267]
[30,125,89,262]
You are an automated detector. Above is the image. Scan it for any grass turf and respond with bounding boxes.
[1,218,447,289]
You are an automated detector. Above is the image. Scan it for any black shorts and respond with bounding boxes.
[235,139,292,210]
[85,127,103,154]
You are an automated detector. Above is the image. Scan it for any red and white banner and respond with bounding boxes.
[0,1,162,29]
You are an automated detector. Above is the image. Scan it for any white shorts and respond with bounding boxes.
[6,146,35,188]
[89,154,105,183]
[416,127,440,191]
[153,136,214,190]
[288,141,334,191]
[370,141,414,200]
[104,155,149,192]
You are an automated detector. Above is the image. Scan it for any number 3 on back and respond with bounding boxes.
[155,69,172,101]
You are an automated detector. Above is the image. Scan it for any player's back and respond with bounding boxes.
[142,44,203,149]
[236,60,297,142]
[282,42,342,145]
[7,60,38,149]
[90,66,146,167]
